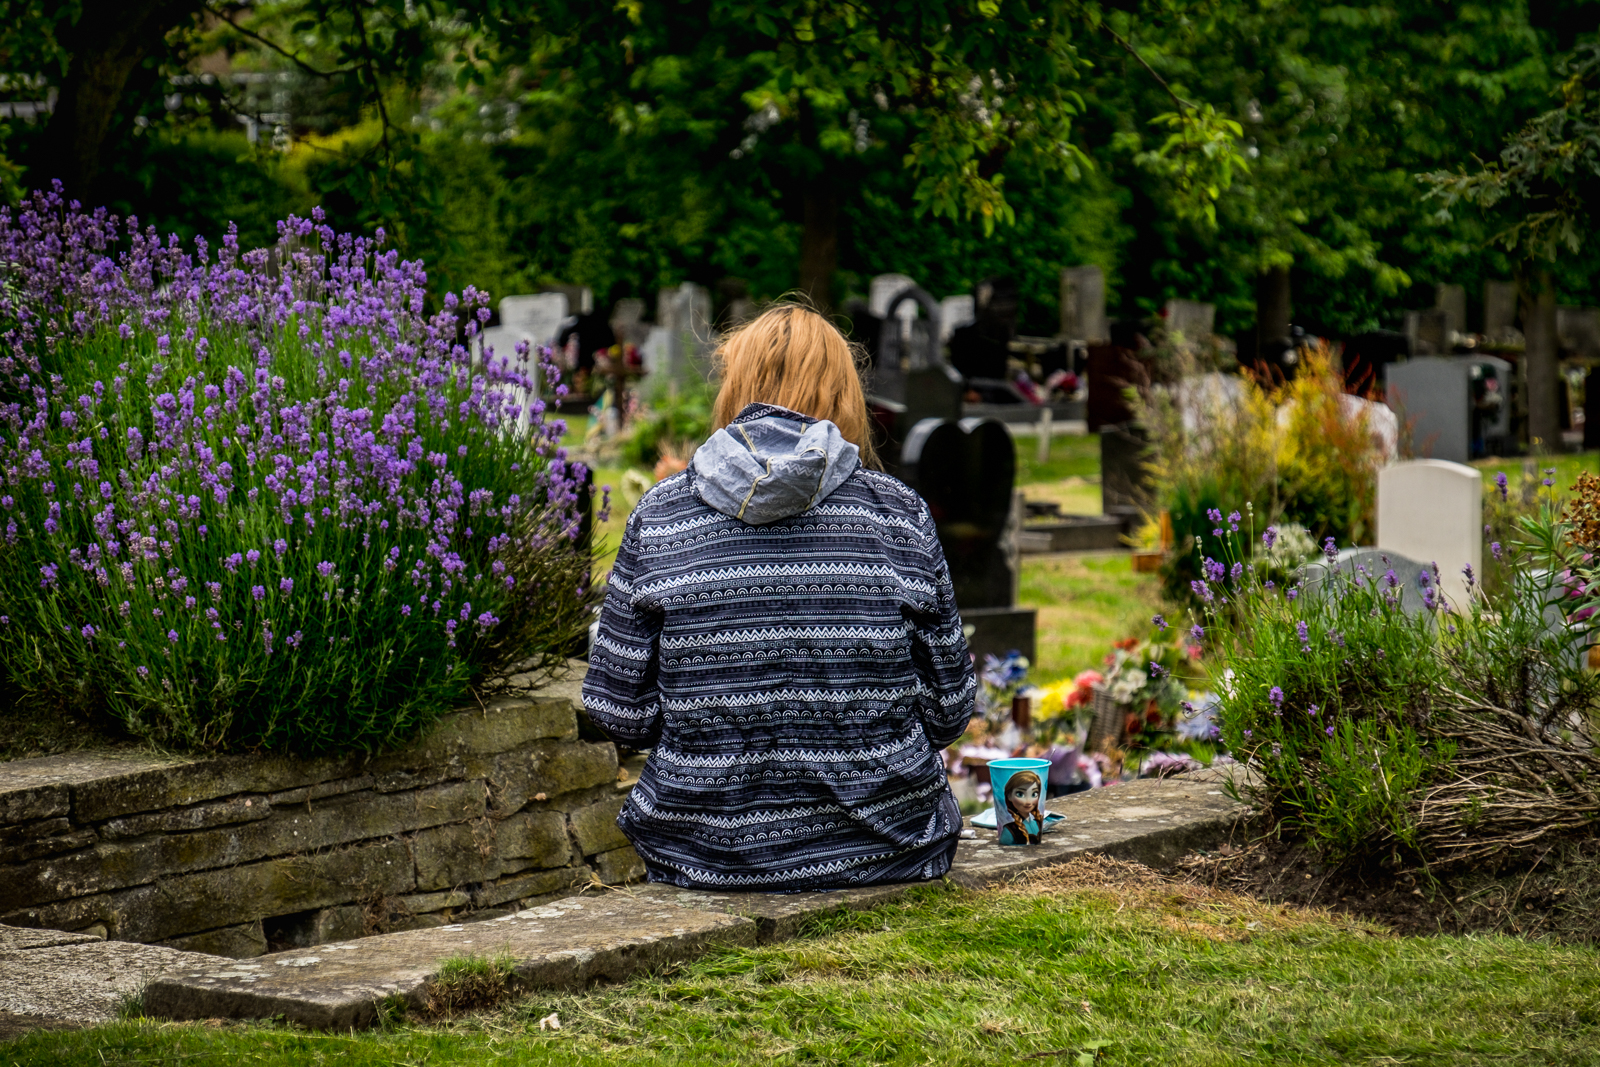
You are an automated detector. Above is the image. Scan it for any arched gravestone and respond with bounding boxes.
[901,416,1037,660]
[869,285,964,471]
[901,417,1016,610]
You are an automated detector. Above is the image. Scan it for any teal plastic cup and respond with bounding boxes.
[988,757,1051,846]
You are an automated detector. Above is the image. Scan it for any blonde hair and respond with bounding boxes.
[712,304,880,469]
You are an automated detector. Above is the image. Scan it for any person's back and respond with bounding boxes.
[583,307,976,891]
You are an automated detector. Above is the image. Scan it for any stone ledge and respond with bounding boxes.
[142,895,756,1029]
[127,770,1242,1030]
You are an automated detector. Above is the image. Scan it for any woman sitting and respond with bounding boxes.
[582,304,976,891]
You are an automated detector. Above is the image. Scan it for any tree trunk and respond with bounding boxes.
[1255,265,1292,363]
[1520,269,1561,453]
[32,0,204,197]
[798,186,838,316]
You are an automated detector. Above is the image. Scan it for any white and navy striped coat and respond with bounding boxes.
[583,404,976,890]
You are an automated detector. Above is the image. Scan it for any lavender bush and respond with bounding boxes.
[0,187,600,755]
[1195,502,1600,869]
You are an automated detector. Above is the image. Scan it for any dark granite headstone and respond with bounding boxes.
[901,416,1036,660]
[1100,423,1153,521]
[901,417,1015,609]
[869,284,963,469]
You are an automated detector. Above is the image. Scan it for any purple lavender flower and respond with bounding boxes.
[1325,724,1335,736]
[1268,686,1284,707]
[1495,471,1508,500]
[1308,704,1319,717]
[251,585,265,601]
[1296,620,1310,650]
[1190,624,1204,641]
[1152,613,1167,631]
[1323,536,1338,562]
[1463,563,1476,587]
[316,561,335,579]
[1262,526,1278,550]
[1491,542,1503,562]
[81,624,96,640]
[1207,508,1223,523]
[167,630,179,643]
[1227,510,1240,532]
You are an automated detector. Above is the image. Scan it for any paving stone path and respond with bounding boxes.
[3,771,1242,1032]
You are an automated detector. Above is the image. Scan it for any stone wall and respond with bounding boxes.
[0,663,644,958]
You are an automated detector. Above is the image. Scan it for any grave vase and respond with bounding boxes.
[1087,684,1130,753]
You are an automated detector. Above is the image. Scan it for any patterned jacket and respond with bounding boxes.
[582,403,976,890]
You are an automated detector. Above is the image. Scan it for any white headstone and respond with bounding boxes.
[869,274,919,319]
[1164,299,1215,341]
[610,297,650,348]
[939,294,975,343]
[645,283,716,397]
[1377,459,1482,609]
[1059,265,1108,344]
[498,292,568,348]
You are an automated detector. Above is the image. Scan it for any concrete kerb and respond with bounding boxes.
[123,770,1244,1029]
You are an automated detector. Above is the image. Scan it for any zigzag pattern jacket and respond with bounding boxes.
[583,403,976,890]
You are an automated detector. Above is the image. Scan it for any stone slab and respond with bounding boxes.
[0,938,218,1024]
[144,894,755,1029]
[631,773,1242,941]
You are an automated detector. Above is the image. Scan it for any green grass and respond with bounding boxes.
[1475,451,1598,496]
[1020,553,1164,688]
[1016,432,1102,486]
[16,861,1600,1066]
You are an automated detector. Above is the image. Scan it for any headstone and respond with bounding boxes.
[1059,266,1108,344]
[876,285,961,452]
[647,283,715,396]
[1100,424,1152,519]
[1557,306,1600,357]
[1386,357,1470,464]
[1302,548,1433,612]
[869,274,919,319]
[609,298,651,348]
[940,294,975,343]
[1436,283,1467,339]
[900,417,1035,661]
[492,292,568,352]
[1484,281,1518,340]
[1405,309,1450,355]
[1376,460,1482,609]
[1085,345,1145,431]
[1468,355,1514,454]
[1163,299,1215,341]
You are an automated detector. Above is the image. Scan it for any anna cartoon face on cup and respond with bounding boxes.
[1000,769,1043,845]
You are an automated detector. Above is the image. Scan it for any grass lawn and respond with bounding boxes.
[1020,553,1164,687]
[1474,451,1598,496]
[1016,432,1103,517]
[16,856,1600,1066]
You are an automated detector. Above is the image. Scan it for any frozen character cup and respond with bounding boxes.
[987,757,1051,846]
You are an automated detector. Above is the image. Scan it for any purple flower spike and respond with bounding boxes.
[1495,472,1508,500]
[1190,624,1204,642]
[1322,537,1338,562]
[1491,542,1503,562]
[1268,686,1284,706]
[1262,526,1278,550]
[1152,613,1167,631]
[1296,620,1310,650]
[1325,724,1335,736]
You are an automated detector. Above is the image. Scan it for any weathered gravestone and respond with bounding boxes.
[1302,548,1434,611]
[940,294,975,344]
[1387,357,1471,463]
[642,283,715,397]
[900,417,1036,661]
[870,284,962,468]
[1164,299,1216,341]
[1100,424,1153,526]
[476,292,568,369]
[1405,308,1450,355]
[1437,283,1467,340]
[869,274,919,319]
[1484,281,1519,342]
[1060,265,1109,344]
[1376,459,1482,609]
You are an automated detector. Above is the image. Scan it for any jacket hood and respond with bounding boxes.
[691,403,861,524]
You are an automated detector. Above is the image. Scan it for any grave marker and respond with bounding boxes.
[1059,265,1108,344]
[1484,281,1518,340]
[1405,308,1450,355]
[940,294,975,343]
[1386,357,1470,463]
[1436,283,1467,339]
[1376,459,1482,609]
[1164,299,1215,341]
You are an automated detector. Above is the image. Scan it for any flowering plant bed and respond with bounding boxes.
[1194,489,1600,870]
[0,189,599,755]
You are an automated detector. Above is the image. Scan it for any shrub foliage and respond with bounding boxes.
[0,188,596,755]
[1196,496,1600,870]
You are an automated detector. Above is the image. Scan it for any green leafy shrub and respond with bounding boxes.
[1195,497,1599,870]
[0,189,596,755]
[618,380,715,469]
